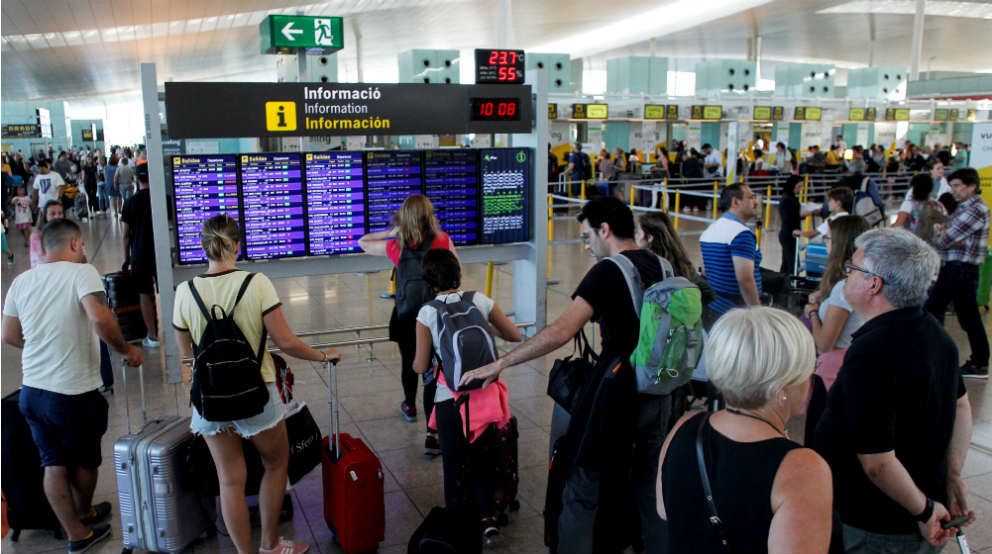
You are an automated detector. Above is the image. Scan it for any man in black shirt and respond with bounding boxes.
[459,197,669,554]
[813,228,974,552]
[121,164,159,347]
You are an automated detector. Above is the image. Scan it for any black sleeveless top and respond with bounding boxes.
[662,412,800,553]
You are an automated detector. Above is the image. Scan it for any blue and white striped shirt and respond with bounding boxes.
[700,213,762,315]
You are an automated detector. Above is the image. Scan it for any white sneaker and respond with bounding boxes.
[142,336,160,348]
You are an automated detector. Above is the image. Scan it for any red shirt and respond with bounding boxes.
[385,231,453,266]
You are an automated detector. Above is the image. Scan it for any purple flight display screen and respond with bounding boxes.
[480,148,531,244]
[172,155,239,264]
[424,150,480,245]
[305,151,366,255]
[240,153,307,260]
[365,151,423,233]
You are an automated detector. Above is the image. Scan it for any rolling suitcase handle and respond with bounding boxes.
[326,359,340,461]
[121,360,146,434]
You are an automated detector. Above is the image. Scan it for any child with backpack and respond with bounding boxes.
[411,248,522,544]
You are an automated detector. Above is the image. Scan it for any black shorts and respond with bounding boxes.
[19,386,109,468]
[131,264,157,295]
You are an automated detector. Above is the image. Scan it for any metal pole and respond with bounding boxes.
[140,62,178,380]
[909,0,925,80]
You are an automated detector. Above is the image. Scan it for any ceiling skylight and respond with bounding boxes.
[818,1,992,19]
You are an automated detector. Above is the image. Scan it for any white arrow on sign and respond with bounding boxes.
[281,22,304,41]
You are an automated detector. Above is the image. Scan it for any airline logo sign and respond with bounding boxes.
[165,82,532,138]
[260,15,343,54]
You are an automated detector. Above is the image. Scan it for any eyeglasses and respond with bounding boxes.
[844,262,882,282]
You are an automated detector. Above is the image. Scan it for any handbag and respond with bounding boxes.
[546,329,597,414]
[189,401,322,497]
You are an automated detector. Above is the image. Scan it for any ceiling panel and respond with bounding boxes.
[2,0,991,101]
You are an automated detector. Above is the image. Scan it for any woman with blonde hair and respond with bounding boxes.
[173,214,340,554]
[358,194,456,455]
[657,307,836,553]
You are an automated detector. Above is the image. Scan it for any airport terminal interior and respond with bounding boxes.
[2,1,992,554]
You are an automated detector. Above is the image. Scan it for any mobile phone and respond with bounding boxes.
[941,514,970,529]
[955,533,971,554]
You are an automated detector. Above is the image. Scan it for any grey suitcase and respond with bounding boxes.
[114,363,211,554]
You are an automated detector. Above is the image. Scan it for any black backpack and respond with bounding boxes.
[575,152,592,180]
[395,234,435,320]
[188,273,269,422]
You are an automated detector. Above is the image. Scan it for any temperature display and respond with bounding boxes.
[475,49,525,84]
[470,98,521,121]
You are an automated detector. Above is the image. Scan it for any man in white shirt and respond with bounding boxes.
[2,218,142,553]
[32,160,66,208]
[703,144,723,179]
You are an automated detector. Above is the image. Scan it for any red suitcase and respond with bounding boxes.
[320,361,385,554]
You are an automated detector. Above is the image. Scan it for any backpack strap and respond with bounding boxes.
[607,253,645,317]
[186,280,212,322]
[461,291,475,305]
[231,273,257,315]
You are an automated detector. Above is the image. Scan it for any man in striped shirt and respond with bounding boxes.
[700,184,762,329]
[924,167,990,378]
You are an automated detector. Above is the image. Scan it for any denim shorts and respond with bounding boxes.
[19,386,109,468]
[190,383,285,438]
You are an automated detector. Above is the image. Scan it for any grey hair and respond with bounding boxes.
[855,228,940,308]
[705,307,817,409]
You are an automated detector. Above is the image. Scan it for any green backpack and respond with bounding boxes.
[608,253,704,396]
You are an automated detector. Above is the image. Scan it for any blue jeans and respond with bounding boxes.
[842,524,943,554]
[96,181,110,211]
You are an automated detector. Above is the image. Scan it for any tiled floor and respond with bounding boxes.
[2,208,990,554]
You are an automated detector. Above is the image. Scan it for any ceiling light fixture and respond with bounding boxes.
[817,0,992,19]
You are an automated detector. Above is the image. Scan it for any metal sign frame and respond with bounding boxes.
[140,63,548,382]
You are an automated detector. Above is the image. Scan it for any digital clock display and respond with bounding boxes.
[475,49,525,84]
[470,98,522,121]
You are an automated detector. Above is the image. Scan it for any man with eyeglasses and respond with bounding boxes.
[813,228,975,553]
[923,167,989,379]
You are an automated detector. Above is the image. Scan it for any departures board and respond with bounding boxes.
[171,148,532,265]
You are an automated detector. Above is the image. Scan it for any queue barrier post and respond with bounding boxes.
[485,262,495,298]
[674,191,681,231]
[663,177,668,213]
[763,185,773,248]
[629,180,636,206]
[547,193,554,280]
[711,182,719,220]
[580,179,587,200]
[390,273,396,295]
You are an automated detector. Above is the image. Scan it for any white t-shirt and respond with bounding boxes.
[935,177,951,198]
[816,211,849,238]
[818,279,863,349]
[704,151,723,177]
[416,291,495,403]
[34,172,65,206]
[2,262,104,394]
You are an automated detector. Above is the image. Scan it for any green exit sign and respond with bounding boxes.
[260,15,343,54]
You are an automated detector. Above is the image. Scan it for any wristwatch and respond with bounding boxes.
[915,497,934,523]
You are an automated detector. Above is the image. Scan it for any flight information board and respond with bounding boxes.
[305,152,366,255]
[240,154,306,260]
[424,150,480,245]
[479,148,530,244]
[173,155,240,265]
[365,151,423,233]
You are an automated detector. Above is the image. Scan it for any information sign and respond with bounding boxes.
[753,106,772,121]
[475,49,525,84]
[848,108,865,121]
[260,15,343,54]
[241,154,307,260]
[666,105,680,120]
[934,109,949,121]
[424,150,480,245]
[81,129,94,141]
[2,124,42,138]
[895,108,910,121]
[571,103,608,119]
[691,105,723,120]
[165,82,532,138]
[772,106,785,121]
[805,107,822,121]
[866,107,877,121]
[480,148,530,244]
[173,156,240,265]
[365,151,423,233]
[950,109,960,121]
[548,104,558,120]
[644,105,666,120]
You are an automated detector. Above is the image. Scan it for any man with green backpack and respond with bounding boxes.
[458,197,703,554]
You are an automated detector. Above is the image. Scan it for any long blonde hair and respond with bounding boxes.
[396,194,440,247]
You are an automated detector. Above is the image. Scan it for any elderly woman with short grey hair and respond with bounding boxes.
[657,306,836,554]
